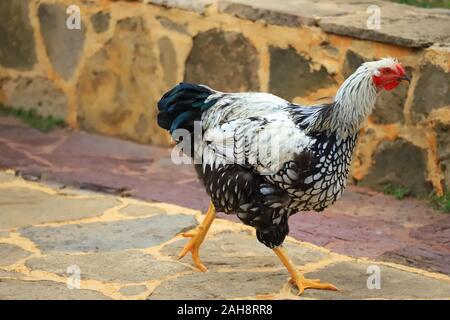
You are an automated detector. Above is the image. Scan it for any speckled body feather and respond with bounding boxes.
[197,96,359,247]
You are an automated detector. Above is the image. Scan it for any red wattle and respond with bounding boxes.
[383,81,400,91]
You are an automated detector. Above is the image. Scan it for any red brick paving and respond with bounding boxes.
[1,117,449,275]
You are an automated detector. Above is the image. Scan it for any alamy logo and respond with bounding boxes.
[366,5,381,30]
[171,121,281,174]
[67,264,81,289]
[366,265,381,289]
[66,5,81,30]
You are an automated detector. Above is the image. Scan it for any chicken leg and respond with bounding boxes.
[178,201,216,272]
[273,247,338,295]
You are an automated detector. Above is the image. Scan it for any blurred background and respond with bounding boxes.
[0,0,450,300]
[1,0,449,201]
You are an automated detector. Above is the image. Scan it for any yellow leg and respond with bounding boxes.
[273,247,338,295]
[178,201,216,272]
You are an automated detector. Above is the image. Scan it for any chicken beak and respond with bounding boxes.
[398,75,411,84]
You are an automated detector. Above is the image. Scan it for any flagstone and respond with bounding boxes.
[21,214,198,252]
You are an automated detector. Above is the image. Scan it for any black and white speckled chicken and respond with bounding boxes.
[157,58,409,295]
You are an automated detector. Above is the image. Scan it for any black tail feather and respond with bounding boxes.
[157,83,216,133]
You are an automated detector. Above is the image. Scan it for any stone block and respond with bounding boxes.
[0,0,36,69]
[185,29,260,92]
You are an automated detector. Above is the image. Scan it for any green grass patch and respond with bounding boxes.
[0,104,65,133]
[389,0,450,8]
[383,184,411,199]
[429,192,450,213]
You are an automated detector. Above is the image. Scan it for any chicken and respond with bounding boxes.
[157,58,410,295]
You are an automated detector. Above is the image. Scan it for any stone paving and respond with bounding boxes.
[1,170,450,300]
[1,117,449,277]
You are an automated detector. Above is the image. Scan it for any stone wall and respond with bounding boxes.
[0,0,449,196]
